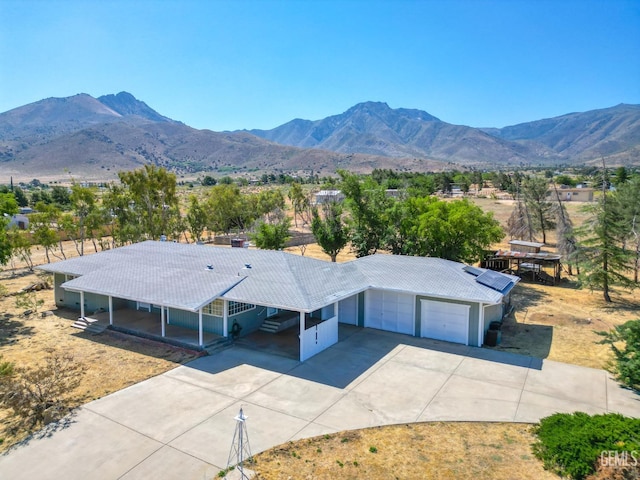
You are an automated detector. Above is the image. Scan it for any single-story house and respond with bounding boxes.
[545,187,595,202]
[39,241,518,361]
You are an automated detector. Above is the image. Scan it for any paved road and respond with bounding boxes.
[0,327,638,479]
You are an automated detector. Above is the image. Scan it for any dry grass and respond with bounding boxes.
[0,265,202,451]
[494,281,639,369]
[252,422,557,480]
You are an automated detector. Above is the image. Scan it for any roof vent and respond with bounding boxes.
[206,264,214,270]
[243,264,252,269]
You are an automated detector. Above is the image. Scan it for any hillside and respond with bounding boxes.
[486,103,640,166]
[250,101,640,166]
[0,94,447,181]
[1,93,638,182]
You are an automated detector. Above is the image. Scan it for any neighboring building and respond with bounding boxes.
[546,187,595,202]
[40,241,518,361]
[314,190,345,205]
[4,213,29,230]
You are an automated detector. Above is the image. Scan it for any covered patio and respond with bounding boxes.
[86,309,223,349]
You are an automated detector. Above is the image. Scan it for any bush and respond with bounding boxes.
[532,412,640,480]
[0,349,86,429]
[597,320,640,391]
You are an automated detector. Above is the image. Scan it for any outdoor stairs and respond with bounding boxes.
[259,319,282,334]
[71,317,108,334]
[258,315,298,334]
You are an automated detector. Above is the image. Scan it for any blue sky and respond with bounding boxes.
[1,0,638,131]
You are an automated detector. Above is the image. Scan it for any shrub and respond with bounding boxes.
[0,349,86,429]
[597,320,640,391]
[532,412,640,480]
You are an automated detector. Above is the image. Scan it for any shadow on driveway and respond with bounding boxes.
[182,324,544,390]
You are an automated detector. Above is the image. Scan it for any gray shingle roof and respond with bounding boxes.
[350,254,517,304]
[39,241,517,312]
[40,241,365,312]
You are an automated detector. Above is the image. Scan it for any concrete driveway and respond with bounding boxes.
[0,327,638,479]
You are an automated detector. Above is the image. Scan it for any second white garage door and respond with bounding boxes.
[420,299,469,345]
[365,289,414,335]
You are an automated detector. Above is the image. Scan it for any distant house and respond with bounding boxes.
[40,241,518,361]
[314,190,345,205]
[4,213,29,230]
[315,189,401,204]
[546,187,595,202]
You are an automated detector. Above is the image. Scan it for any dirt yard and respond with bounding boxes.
[251,422,557,480]
[0,261,203,451]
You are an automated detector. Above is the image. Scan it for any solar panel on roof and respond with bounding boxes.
[475,270,513,292]
[463,265,484,277]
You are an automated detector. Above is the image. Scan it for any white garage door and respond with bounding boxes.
[338,295,358,325]
[420,300,469,345]
[365,289,414,335]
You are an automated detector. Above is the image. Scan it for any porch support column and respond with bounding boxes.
[198,308,204,347]
[161,305,166,337]
[299,310,305,362]
[108,296,113,325]
[478,303,484,347]
[223,299,229,338]
[80,291,85,319]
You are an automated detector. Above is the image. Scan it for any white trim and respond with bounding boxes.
[478,303,484,347]
[161,305,166,337]
[198,308,203,346]
[223,299,229,338]
[299,311,305,362]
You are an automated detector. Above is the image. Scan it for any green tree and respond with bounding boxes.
[70,183,97,255]
[257,189,286,224]
[575,179,633,302]
[311,202,349,262]
[614,166,629,185]
[522,175,555,243]
[0,217,12,266]
[597,319,640,391]
[12,187,28,207]
[118,165,180,240]
[50,186,71,209]
[186,195,209,243]
[399,197,504,263]
[288,182,306,228]
[8,229,33,271]
[615,176,640,282]
[102,184,140,245]
[339,171,391,257]
[30,203,62,263]
[554,174,577,187]
[206,184,256,234]
[252,217,291,250]
[0,192,19,216]
[201,175,217,186]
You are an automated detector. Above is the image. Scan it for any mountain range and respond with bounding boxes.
[0,92,638,181]
[249,101,640,166]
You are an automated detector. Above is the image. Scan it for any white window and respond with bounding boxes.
[229,301,255,316]
[203,299,255,317]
